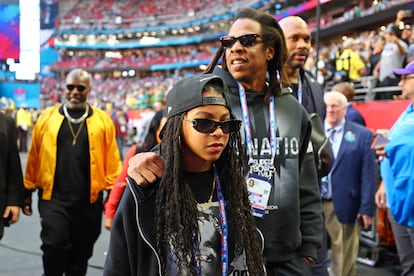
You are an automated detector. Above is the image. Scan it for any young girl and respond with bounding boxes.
[104,74,265,275]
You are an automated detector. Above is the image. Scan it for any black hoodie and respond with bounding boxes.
[212,67,322,263]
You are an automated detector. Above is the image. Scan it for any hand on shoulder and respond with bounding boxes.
[127,152,165,187]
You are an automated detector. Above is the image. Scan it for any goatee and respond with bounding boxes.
[66,101,88,110]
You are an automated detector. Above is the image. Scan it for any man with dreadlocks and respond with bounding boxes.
[104,74,265,275]
[127,8,323,275]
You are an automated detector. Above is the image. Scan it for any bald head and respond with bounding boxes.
[66,69,91,86]
[279,16,308,29]
[279,16,311,72]
[65,68,92,109]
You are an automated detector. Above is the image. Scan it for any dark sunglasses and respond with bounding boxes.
[220,34,262,48]
[66,84,87,92]
[184,118,241,134]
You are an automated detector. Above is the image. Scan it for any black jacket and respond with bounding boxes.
[104,180,161,276]
[300,69,326,120]
[0,112,24,240]
[104,174,265,275]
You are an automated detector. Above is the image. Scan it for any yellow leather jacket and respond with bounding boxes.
[16,108,32,130]
[24,104,122,203]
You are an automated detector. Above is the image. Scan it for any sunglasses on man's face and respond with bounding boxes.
[220,34,262,48]
[66,84,87,92]
[183,118,241,134]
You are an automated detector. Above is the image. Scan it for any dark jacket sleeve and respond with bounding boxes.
[297,111,323,259]
[359,129,377,217]
[303,69,326,120]
[5,114,24,207]
[104,186,137,276]
[104,179,160,276]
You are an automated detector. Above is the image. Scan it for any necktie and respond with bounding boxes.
[329,128,336,144]
[321,128,336,200]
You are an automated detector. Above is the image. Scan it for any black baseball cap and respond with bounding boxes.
[166,74,230,118]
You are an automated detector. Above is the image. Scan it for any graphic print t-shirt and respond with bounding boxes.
[185,171,248,275]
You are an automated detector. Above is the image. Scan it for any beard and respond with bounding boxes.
[288,51,308,70]
[65,99,88,110]
[290,61,303,70]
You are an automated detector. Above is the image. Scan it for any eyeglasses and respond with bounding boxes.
[66,84,87,92]
[183,118,241,134]
[400,75,414,81]
[220,34,262,48]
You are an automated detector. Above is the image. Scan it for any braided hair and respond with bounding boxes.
[154,82,265,275]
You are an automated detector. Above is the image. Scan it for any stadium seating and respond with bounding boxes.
[39,0,412,112]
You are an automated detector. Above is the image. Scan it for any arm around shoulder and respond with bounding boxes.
[127,151,165,187]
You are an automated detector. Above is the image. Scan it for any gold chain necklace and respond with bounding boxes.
[67,119,85,146]
[199,180,216,211]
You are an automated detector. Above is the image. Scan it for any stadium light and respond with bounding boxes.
[128,70,135,77]
[86,34,96,45]
[140,36,160,45]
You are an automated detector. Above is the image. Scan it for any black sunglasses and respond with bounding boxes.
[220,34,262,48]
[66,84,87,92]
[184,118,241,134]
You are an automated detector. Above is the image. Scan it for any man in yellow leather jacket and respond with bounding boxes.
[335,38,366,82]
[15,103,32,152]
[23,68,121,276]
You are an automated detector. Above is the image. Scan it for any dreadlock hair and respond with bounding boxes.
[204,7,289,103]
[155,82,265,275]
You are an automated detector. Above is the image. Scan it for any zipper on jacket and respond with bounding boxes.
[127,178,163,275]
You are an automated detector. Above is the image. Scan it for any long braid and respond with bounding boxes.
[155,116,199,275]
[155,107,264,275]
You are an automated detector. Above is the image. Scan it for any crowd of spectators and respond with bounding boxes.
[62,0,218,21]
[50,43,217,71]
[305,7,414,100]
[59,0,249,31]
[40,71,174,110]
[306,0,413,33]
[51,56,98,71]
